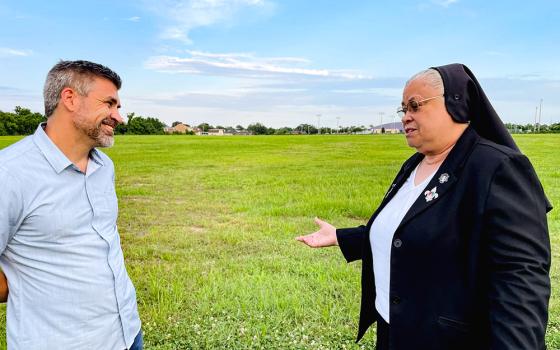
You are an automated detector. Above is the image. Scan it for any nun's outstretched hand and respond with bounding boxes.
[295,217,338,248]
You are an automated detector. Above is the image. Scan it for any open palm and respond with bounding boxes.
[295,217,338,248]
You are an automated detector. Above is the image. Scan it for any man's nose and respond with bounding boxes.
[111,109,124,125]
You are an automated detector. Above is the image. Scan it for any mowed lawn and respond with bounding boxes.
[0,134,558,349]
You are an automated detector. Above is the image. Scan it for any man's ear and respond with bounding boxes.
[59,87,80,112]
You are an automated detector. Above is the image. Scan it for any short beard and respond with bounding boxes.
[73,113,114,148]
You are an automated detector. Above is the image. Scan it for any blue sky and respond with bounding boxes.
[1,0,559,127]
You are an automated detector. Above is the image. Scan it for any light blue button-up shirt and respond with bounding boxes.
[0,124,140,349]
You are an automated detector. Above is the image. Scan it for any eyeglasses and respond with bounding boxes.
[397,95,443,118]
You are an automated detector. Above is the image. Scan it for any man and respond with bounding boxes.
[0,60,142,349]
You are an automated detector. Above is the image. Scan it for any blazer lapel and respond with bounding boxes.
[366,153,423,227]
[396,126,480,231]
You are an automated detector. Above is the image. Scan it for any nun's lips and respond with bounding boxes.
[405,127,417,135]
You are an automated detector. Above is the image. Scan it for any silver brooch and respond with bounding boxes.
[438,173,449,184]
[424,187,438,202]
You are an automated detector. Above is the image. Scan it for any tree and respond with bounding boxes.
[123,112,165,134]
[197,123,213,132]
[0,107,46,136]
[235,125,245,130]
[296,124,318,134]
[275,127,293,135]
[247,122,268,135]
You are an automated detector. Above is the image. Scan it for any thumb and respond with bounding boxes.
[314,217,324,227]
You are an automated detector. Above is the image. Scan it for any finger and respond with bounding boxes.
[314,217,324,227]
[296,235,313,244]
[296,236,311,247]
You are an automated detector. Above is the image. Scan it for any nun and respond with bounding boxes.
[296,64,552,350]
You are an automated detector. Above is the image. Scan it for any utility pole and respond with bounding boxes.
[538,99,543,133]
[336,117,340,134]
[534,107,538,133]
[316,114,321,135]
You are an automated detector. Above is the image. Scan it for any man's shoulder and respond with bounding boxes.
[0,135,37,169]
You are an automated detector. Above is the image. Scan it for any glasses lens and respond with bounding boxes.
[397,108,405,118]
[409,100,420,112]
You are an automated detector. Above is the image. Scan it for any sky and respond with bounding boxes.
[1,0,559,128]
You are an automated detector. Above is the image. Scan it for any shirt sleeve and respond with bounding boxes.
[484,154,551,350]
[0,168,24,254]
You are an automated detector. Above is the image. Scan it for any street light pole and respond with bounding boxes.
[534,106,538,133]
[336,117,340,134]
[539,99,543,132]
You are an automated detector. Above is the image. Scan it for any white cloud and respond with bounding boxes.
[126,16,141,22]
[144,51,369,80]
[0,47,33,57]
[332,88,402,98]
[432,0,458,7]
[144,0,273,44]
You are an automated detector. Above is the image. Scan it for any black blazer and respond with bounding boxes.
[336,127,551,350]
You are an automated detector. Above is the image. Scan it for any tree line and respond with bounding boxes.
[0,108,166,136]
[2,107,559,136]
[196,122,369,135]
[504,123,560,134]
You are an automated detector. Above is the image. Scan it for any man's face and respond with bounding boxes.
[73,77,123,148]
[401,78,455,155]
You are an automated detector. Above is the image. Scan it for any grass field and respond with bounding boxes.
[0,133,558,349]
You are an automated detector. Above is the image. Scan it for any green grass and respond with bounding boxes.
[0,134,558,349]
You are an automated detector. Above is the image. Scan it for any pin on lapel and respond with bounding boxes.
[438,173,449,184]
[424,186,438,202]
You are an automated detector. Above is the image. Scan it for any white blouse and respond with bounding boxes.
[369,164,437,323]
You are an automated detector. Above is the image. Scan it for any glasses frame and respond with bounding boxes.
[397,94,444,117]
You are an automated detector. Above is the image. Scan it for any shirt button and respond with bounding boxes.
[393,239,402,248]
[391,296,401,305]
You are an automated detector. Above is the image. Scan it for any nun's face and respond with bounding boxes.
[401,78,458,155]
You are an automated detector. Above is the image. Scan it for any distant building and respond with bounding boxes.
[164,123,193,134]
[195,128,251,136]
[207,128,225,136]
[371,122,404,134]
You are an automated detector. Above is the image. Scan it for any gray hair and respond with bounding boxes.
[43,60,122,118]
[406,68,444,95]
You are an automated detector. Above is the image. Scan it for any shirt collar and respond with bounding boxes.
[32,123,104,174]
[89,148,105,166]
